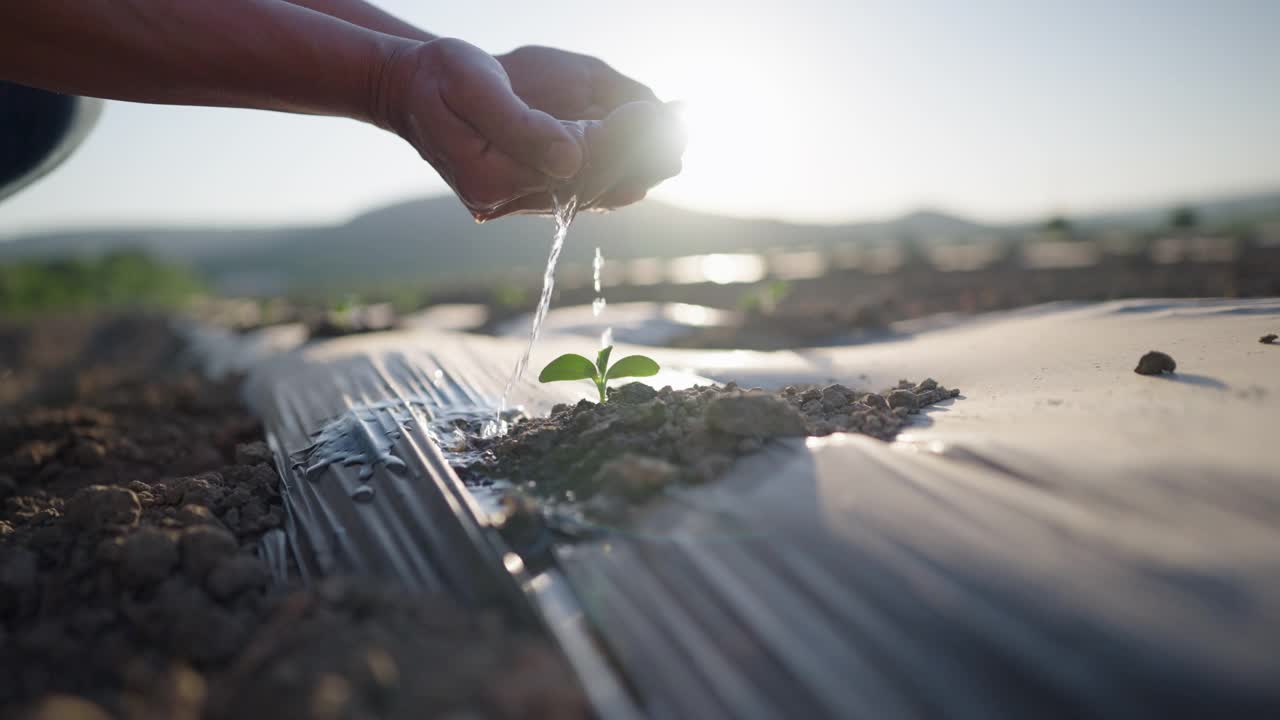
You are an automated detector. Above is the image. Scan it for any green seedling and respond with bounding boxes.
[538,345,660,403]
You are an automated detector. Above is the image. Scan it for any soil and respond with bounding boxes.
[1134,350,1177,375]
[0,315,586,719]
[455,379,959,527]
[1261,333,1278,345]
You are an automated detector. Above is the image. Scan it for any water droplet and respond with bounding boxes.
[433,369,444,383]
[600,327,613,348]
[592,297,607,317]
[351,485,375,502]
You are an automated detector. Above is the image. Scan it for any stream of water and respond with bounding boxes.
[592,246,613,348]
[493,190,580,432]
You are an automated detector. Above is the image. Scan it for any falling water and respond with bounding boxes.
[493,190,579,433]
[592,246,614,348]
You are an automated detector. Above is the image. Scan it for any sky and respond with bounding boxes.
[2,0,1279,237]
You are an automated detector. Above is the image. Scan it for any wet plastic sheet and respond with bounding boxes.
[230,299,1280,718]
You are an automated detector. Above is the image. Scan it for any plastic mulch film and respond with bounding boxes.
[225,299,1280,718]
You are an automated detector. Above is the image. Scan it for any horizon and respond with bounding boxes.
[3,183,1279,241]
[2,0,1279,236]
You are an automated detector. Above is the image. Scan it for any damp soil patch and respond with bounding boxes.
[454,378,960,532]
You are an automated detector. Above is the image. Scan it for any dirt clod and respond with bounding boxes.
[705,393,807,437]
[119,528,179,587]
[1261,333,1278,345]
[205,555,268,600]
[1135,350,1177,375]
[179,525,239,581]
[66,485,141,531]
[887,389,919,412]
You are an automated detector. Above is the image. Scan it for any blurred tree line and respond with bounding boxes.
[0,250,204,316]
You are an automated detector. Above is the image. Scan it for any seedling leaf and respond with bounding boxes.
[596,345,613,376]
[606,355,660,380]
[538,353,598,383]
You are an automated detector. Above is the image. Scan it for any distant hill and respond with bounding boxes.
[3,189,1277,293]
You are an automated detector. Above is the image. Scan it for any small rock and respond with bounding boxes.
[66,485,141,531]
[206,555,268,600]
[915,378,938,391]
[861,393,889,411]
[594,454,678,500]
[1134,350,1176,375]
[234,441,273,466]
[1261,333,1277,345]
[179,525,237,581]
[798,388,821,403]
[550,403,570,416]
[119,528,179,587]
[611,382,658,404]
[887,389,919,412]
[800,400,824,415]
[705,393,807,437]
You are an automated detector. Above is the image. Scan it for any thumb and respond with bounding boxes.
[444,63,583,178]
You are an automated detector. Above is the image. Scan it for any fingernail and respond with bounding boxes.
[543,140,583,179]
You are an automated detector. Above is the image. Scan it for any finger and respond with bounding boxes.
[591,183,648,210]
[441,60,583,178]
[580,103,610,121]
[591,61,660,111]
[423,90,552,212]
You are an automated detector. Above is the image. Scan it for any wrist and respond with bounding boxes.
[364,36,427,132]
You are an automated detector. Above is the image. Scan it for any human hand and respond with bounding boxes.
[497,45,658,121]
[376,38,683,221]
[471,101,686,221]
[375,38,585,219]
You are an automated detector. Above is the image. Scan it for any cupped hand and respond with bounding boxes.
[377,38,683,221]
[376,38,584,218]
[472,101,687,222]
[497,45,658,121]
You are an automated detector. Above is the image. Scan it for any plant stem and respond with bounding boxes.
[596,378,607,403]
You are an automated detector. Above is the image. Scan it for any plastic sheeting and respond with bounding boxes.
[226,299,1280,718]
